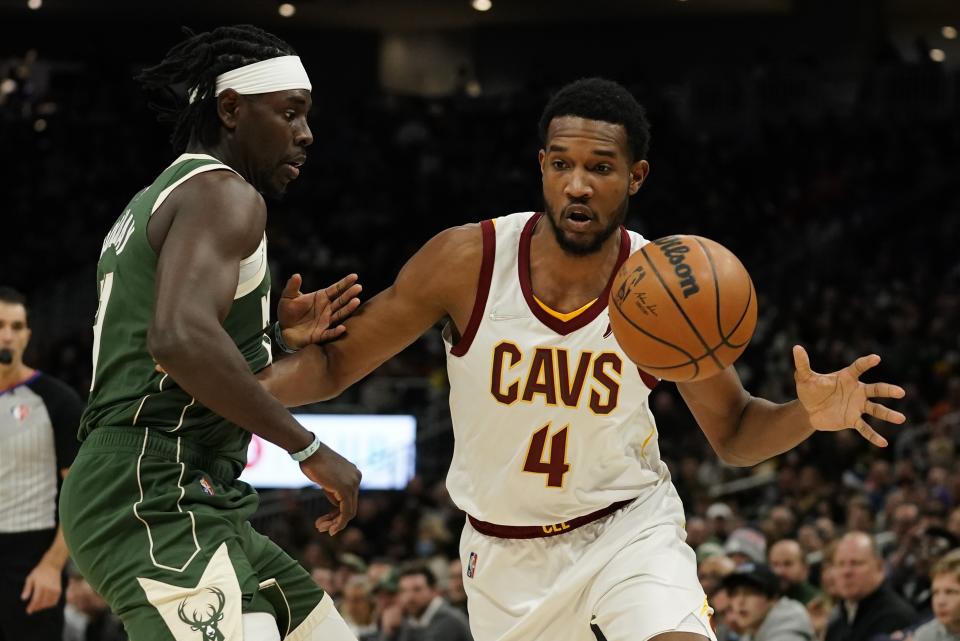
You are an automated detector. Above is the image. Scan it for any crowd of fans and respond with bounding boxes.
[3,38,959,641]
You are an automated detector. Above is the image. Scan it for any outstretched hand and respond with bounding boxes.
[277,273,362,350]
[793,345,906,447]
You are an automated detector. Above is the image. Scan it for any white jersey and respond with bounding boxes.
[443,211,672,526]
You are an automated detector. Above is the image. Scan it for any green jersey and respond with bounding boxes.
[79,153,272,473]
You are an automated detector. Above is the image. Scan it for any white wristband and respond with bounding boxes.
[290,433,321,462]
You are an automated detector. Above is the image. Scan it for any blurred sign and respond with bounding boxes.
[240,414,416,490]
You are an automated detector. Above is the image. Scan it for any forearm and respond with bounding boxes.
[718,397,815,466]
[40,525,69,570]
[149,321,313,453]
[258,344,342,407]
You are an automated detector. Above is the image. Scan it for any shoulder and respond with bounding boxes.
[425,223,484,260]
[167,169,266,227]
[28,373,82,406]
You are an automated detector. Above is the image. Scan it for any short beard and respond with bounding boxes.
[543,198,628,256]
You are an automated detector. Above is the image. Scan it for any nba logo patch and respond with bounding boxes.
[10,404,30,424]
[199,477,216,496]
[466,552,478,578]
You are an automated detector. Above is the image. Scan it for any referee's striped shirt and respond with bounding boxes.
[0,371,81,533]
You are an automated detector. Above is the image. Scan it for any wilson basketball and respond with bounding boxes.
[608,235,757,382]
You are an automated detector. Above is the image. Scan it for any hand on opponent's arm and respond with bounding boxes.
[678,344,906,467]
[276,272,362,349]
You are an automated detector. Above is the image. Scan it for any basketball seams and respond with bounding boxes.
[640,246,726,371]
[694,237,754,349]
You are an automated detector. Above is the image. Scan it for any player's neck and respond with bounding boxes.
[529,221,621,312]
[0,363,35,392]
[186,142,251,185]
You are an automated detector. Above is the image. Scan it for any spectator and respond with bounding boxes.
[709,503,737,542]
[62,566,127,641]
[825,532,918,641]
[721,562,816,641]
[769,539,821,606]
[388,564,472,641]
[914,549,960,641]
[728,528,769,565]
[701,555,739,597]
[341,576,380,641]
[446,558,468,615]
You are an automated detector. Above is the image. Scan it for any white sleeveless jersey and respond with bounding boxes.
[443,211,672,526]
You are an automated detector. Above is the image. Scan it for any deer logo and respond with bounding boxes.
[177,587,226,641]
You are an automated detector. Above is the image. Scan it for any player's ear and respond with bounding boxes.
[217,89,242,131]
[538,149,546,176]
[629,160,649,195]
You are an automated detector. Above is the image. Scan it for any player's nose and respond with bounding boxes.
[564,169,593,199]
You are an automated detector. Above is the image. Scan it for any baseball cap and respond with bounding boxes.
[724,527,766,563]
[707,502,734,520]
[721,562,781,597]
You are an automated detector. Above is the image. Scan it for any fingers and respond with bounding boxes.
[281,273,303,299]
[314,510,340,534]
[330,293,362,324]
[864,400,906,424]
[325,274,359,301]
[792,345,813,378]
[318,326,348,343]
[25,581,59,614]
[865,382,906,399]
[850,353,881,377]
[333,488,358,537]
[20,576,32,601]
[854,418,888,448]
[330,284,363,315]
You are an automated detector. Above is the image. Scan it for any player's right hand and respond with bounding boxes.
[298,443,361,536]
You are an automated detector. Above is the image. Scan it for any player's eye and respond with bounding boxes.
[551,160,566,170]
[284,110,297,121]
[594,164,612,174]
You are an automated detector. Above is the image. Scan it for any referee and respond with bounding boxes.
[0,286,82,640]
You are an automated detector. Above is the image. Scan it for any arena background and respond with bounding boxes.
[1,0,958,637]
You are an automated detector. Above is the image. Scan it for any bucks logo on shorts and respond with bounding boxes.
[178,587,226,640]
[137,544,243,640]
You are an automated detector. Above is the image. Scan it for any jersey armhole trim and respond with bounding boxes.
[150,164,238,216]
[449,219,496,357]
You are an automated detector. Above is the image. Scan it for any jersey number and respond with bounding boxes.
[90,272,115,391]
[523,423,570,488]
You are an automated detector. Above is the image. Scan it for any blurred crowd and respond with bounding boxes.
[3,42,959,641]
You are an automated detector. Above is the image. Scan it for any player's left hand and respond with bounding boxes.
[793,344,906,447]
[277,273,362,350]
[21,560,62,615]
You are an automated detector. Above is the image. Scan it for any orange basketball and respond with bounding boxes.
[608,235,757,382]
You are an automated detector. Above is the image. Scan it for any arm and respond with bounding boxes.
[20,468,70,614]
[147,171,359,532]
[21,377,83,614]
[258,224,482,407]
[678,346,906,467]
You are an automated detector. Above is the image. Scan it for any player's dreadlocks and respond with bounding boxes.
[136,25,297,153]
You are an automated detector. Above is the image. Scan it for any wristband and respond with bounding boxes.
[273,321,298,354]
[290,433,321,462]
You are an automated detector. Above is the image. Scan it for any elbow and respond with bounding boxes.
[712,441,762,468]
[147,322,197,367]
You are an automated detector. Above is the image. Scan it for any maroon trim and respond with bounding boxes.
[518,213,631,336]
[450,219,496,357]
[468,498,633,540]
[638,368,659,391]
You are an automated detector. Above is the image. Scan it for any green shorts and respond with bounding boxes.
[60,427,328,641]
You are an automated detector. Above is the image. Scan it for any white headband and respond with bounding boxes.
[189,55,312,104]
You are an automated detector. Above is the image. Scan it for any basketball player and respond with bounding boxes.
[262,78,906,641]
[59,26,363,641]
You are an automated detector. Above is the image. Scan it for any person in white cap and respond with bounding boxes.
[59,25,362,641]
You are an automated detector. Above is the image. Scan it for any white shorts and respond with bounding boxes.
[459,482,715,641]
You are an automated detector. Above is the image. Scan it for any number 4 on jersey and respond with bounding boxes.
[523,423,570,488]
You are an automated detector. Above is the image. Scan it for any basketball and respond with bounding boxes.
[608,235,757,382]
